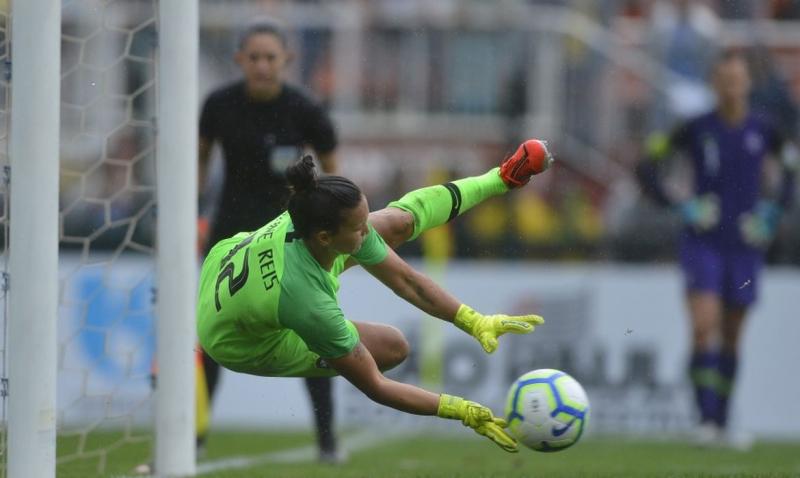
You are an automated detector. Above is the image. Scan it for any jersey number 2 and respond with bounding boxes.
[214,248,251,312]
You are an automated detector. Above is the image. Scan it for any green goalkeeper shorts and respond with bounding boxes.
[208,320,357,379]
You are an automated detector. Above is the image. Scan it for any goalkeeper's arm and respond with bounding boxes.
[364,248,460,320]
[329,342,517,452]
[331,342,440,415]
[738,140,799,248]
[365,248,543,353]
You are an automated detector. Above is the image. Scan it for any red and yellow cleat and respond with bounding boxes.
[499,139,554,188]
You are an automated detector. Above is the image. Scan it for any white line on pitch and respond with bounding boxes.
[196,428,403,475]
[113,429,405,478]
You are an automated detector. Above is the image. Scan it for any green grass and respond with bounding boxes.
[55,430,800,478]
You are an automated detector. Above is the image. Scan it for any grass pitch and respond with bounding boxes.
[56,430,800,477]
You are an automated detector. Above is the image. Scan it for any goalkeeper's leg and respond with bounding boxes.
[371,139,552,248]
[352,321,410,371]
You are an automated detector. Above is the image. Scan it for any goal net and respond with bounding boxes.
[0,6,9,478]
[3,1,196,476]
[57,0,158,474]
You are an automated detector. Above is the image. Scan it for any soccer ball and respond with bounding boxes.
[504,368,590,452]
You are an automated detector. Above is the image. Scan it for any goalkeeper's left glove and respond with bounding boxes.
[454,304,544,354]
[739,200,782,249]
[437,394,518,453]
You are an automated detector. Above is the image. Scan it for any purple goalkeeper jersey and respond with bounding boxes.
[671,111,781,250]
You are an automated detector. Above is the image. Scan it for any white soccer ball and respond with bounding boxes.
[504,368,590,452]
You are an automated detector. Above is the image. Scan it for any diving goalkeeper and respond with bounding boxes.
[197,140,553,451]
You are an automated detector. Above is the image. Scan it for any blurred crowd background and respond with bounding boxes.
[52,0,800,263]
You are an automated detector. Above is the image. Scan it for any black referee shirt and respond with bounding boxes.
[200,81,337,246]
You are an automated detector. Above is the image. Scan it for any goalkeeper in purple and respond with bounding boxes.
[198,140,553,452]
[638,51,797,444]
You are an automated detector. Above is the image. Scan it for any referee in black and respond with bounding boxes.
[198,19,341,463]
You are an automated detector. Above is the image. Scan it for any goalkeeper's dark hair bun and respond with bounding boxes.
[285,155,363,239]
[286,155,318,194]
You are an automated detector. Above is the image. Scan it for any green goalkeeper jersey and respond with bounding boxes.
[197,211,388,376]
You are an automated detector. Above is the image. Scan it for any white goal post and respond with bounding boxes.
[154,0,198,475]
[7,1,61,477]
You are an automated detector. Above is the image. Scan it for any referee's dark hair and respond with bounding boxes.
[237,17,288,50]
[286,155,362,238]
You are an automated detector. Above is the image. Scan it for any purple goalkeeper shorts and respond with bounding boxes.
[679,239,762,306]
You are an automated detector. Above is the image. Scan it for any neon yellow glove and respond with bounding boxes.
[437,394,518,453]
[454,304,544,354]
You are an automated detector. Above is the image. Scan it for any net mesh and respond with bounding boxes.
[56,0,158,473]
[0,6,9,477]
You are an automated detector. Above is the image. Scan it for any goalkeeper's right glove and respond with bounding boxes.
[437,394,518,452]
[677,193,720,233]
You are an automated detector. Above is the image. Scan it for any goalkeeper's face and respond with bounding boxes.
[326,195,370,256]
[236,32,291,98]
